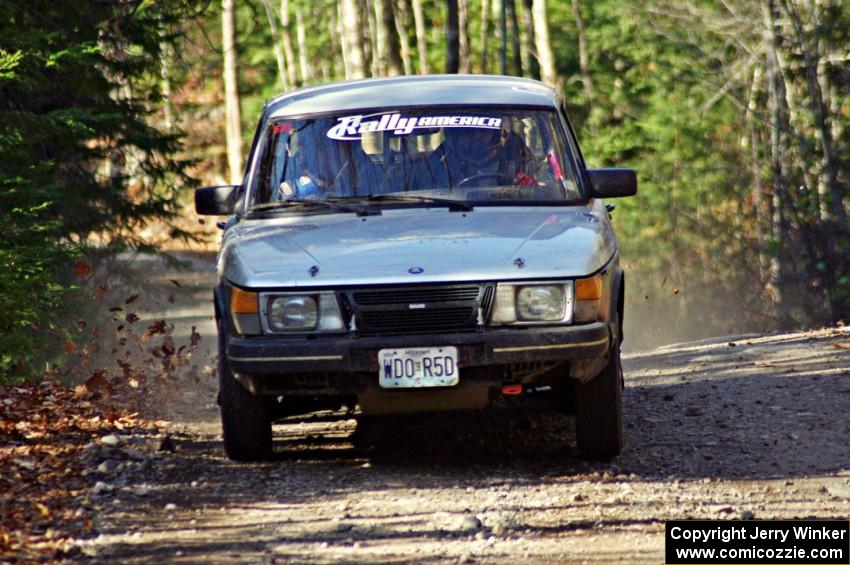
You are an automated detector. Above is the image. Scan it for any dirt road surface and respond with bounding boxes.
[76,254,850,564]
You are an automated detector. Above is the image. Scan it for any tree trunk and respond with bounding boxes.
[519,0,537,78]
[745,65,768,282]
[779,0,845,223]
[499,0,507,75]
[763,0,790,320]
[340,0,368,79]
[159,38,175,131]
[446,0,459,73]
[458,0,471,73]
[507,0,521,75]
[479,0,491,73]
[395,0,414,75]
[571,0,593,109]
[411,0,429,73]
[295,8,310,83]
[222,0,242,185]
[532,0,557,88]
[261,0,290,89]
[337,0,350,79]
[376,0,404,76]
[279,0,298,87]
[367,0,379,76]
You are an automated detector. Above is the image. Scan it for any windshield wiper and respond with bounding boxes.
[360,194,474,211]
[250,198,371,216]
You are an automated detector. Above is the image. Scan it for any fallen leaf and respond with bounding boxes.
[73,259,91,278]
[84,370,110,395]
[190,326,201,347]
[169,279,181,287]
[125,312,140,324]
[34,501,50,518]
[161,336,176,356]
[116,359,133,378]
[109,306,123,313]
[146,320,167,336]
[63,340,77,353]
[125,294,139,304]
[93,285,108,300]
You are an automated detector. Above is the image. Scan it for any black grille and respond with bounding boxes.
[360,307,474,333]
[353,285,480,305]
[343,284,491,336]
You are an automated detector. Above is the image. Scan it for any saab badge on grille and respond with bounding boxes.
[408,303,426,309]
[408,266,424,274]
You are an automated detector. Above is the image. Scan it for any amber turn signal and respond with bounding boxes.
[230,287,258,314]
[576,275,602,301]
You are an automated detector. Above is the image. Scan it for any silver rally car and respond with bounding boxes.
[196,75,637,461]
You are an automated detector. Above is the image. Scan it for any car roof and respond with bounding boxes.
[266,75,560,118]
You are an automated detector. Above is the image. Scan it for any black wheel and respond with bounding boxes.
[217,324,272,461]
[575,318,623,460]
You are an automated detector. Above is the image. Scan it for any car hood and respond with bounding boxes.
[220,203,617,288]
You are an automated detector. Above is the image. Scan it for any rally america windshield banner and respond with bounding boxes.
[327,112,502,141]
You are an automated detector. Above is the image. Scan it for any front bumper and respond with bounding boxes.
[227,322,611,381]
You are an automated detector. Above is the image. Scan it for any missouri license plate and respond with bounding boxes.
[378,346,459,388]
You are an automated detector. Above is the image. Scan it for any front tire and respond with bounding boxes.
[575,318,624,460]
[218,325,272,461]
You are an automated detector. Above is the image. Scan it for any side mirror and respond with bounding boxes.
[195,185,240,215]
[588,168,637,198]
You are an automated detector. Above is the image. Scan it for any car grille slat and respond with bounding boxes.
[345,284,489,336]
[352,285,480,305]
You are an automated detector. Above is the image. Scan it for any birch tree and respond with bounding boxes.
[375,0,404,75]
[295,8,310,83]
[479,0,491,73]
[412,0,429,73]
[279,0,298,87]
[499,0,507,74]
[222,0,242,184]
[507,0,521,75]
[340,0,368,79]
[337,0,350,78]
[519,0,537,78]
[572,0,593,107]
[367,0,379,76]
[532,0,557,88]
[395,0,414,75]
[159,35,175,130]
[779,0,845,223]
[261,0,290,89]
[458,0,471,73]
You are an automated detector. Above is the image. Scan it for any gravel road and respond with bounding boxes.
[77,254,850,564]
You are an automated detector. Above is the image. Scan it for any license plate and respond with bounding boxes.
[378,346,459,388]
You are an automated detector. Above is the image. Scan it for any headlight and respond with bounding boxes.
[268,296,318,331]
[516,285,565,321]
[262,291,345,333]
[490,281,573,325]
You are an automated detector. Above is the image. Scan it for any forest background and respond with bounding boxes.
[1,0,848,382]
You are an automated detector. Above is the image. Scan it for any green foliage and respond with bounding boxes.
[0,1,200,381]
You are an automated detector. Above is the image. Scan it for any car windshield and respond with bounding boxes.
[250,107,582,208]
